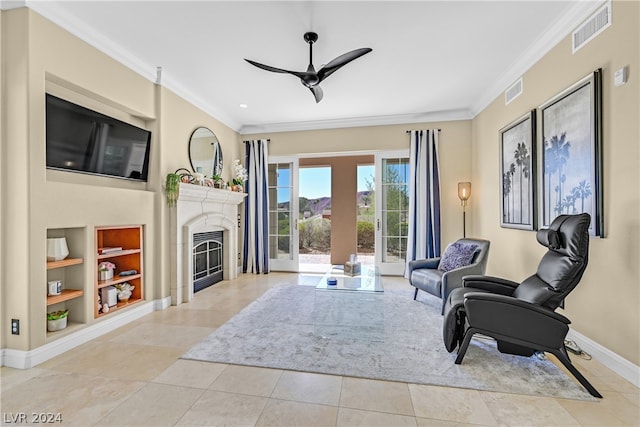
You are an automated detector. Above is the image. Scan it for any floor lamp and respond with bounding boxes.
[458,182,471,238]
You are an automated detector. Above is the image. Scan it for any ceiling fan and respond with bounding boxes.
[245,32,372,103]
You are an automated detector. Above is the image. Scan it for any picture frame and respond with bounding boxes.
[500,110,537,230]
[540,69,603,237]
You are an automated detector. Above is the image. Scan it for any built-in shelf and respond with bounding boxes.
[45,321,85,341]
[97,273,142,289]
[97,249,141,260]
[47,257,83,269]
[46,289,84,306]
[45,227,87,339]
[95,225,144,318]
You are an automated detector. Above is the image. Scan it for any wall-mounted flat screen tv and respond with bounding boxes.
[46,94,152,181]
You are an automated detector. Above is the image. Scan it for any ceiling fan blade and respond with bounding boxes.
[317,48,372,82]
[310,86,323,103]
[244,59,309,80]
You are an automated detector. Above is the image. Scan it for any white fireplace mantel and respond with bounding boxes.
[170,183,246,305]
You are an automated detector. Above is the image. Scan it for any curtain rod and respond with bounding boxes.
[405,129,441,133]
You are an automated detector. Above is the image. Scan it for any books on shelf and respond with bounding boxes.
[98,247,123,254]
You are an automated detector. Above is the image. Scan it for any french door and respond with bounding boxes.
[267,157,299,271]
[375,151,410,275]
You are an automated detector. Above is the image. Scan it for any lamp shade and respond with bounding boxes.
[458,182,471,206]
[47,237,69,261]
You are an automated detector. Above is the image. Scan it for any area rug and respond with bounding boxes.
[182,284,594,400]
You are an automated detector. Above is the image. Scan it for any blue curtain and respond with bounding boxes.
[405,130,441,277]
[243,139,270,274]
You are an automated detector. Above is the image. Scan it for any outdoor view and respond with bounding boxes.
[268,160,410,267]
[297,165,376,265]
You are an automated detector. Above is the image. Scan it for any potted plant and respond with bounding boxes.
[212,174,224,188]
[232,159,248,192]
[115,282,135,302]
[98,261,116,280]
[165,172,181,207]
[47,309,68,332]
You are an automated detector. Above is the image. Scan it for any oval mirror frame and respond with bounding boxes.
[188,127,222,178]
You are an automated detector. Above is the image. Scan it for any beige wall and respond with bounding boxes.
[244,120,473,248]
[0,8,240,352]
[471,1,639,365]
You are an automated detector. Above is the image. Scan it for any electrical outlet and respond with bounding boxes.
[11,319,20,335]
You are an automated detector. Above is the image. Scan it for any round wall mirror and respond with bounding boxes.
[188,127,223,177]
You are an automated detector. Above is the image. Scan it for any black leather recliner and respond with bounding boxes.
[442,213,602,398]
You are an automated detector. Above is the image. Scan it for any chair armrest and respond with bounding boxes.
[463,292,570,349]
[462,275,519,296]
[408,258,440,273]
[464,293,571,323]
[440,263,489,304]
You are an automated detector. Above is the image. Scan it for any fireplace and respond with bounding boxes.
[193,230,223,292]
[170,183,246,305]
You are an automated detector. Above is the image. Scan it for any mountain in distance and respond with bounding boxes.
[278,191,373,216]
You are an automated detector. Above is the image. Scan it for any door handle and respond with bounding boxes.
[377,219,380,231]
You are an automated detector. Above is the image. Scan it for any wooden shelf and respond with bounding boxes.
[47,257,83,270]
[47,289,84,306]
[95,297,142,318]
[45,321,85,340]
[95,225,143,319]
[96,273,141,289]
[97,249,141,260]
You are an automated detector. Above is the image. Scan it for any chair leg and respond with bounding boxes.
[551,347,603,398]
[454,328,475,364]
[413,288,418,300]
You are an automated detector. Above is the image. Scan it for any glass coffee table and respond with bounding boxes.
[315,264,384,293]
[314,265,384,341]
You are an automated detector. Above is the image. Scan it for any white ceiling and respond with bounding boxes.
[18,1,603,133]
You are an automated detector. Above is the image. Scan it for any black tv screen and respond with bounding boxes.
[46,94,151,181]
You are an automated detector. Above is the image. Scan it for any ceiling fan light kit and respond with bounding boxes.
[245,32,372,103]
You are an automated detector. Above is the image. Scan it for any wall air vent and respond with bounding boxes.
[505,78,523,105]
[572,1,611,53]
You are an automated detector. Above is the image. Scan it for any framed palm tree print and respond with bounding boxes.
[540,69,603,237]
[500,111,537,230]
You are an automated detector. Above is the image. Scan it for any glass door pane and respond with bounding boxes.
[375,152,410,275]
[357,164,375,264]
[268,158,298,271]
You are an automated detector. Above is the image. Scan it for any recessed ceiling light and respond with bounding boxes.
[239,103,248,109]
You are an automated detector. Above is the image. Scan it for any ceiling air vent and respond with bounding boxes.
[573,1,611,53]
[505,78,523,105]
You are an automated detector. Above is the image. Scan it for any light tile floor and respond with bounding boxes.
[2,272,638,426]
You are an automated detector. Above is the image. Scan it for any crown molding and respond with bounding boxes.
[23,0,605,135]
[0,0,26,11]
[470,0,605,116]
[240,109,473,135]
[24,1,243,132]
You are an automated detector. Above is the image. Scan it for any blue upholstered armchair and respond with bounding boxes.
[408,238,490,313]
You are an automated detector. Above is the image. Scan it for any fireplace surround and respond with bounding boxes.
[170,183,245,305]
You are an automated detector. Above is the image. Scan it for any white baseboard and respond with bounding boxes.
[1,299,167,369]
[567,328,640,388]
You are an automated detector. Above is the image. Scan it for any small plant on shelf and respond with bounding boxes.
[98,261,116,281]
[115,282,135,302]
[47,309,69,332]
[47,309,68,320]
